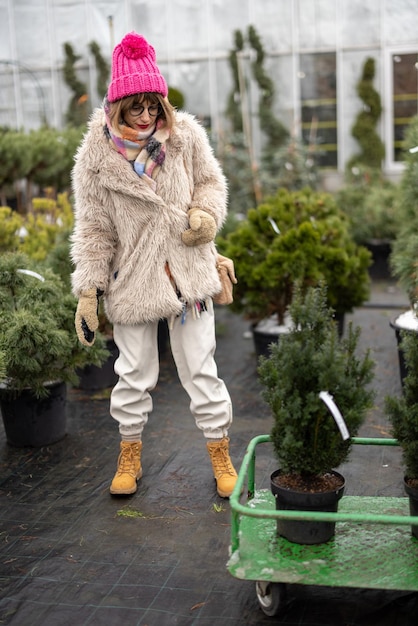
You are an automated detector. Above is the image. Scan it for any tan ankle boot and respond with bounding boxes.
[110,441,143,495]
[206,437,238,498]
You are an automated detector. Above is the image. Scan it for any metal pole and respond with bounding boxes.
[108,15,114,53]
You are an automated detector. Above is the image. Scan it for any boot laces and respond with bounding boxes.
[211,445,235,476]
[117,444,139,475]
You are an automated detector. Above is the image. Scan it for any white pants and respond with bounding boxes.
[110,306,233,441]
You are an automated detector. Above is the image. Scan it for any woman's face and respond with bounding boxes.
[124,99,161,132]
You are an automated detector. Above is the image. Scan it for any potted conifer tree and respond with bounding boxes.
[217,187,371,357]
[385,330,418,538]
[388,115,418,383]
[257,285,375,544]
[0,251,108,447]
[336,167,399,280]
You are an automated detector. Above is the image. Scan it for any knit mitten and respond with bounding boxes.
[181,208,217,246]
[75,288,101,346]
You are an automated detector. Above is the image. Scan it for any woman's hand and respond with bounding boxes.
[75,288,101,346]
[181,208,217,246]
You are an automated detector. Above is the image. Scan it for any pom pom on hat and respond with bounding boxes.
[108,32,168,102]
[120,33,151,60]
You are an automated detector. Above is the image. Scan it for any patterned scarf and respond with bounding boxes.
[104,100,170,191]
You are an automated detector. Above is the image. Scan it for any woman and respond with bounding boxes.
[71,32,237,498]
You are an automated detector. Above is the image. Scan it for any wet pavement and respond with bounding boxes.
[1,279,418,625]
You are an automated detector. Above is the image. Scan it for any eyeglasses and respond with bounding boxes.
[129,103,162,118]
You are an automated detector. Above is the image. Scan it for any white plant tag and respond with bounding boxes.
[319,391,350,441]
[17,269,45,282]
[267,217,281,234]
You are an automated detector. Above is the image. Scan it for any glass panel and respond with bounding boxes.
[392,53,418,161]
[300,52,337,168]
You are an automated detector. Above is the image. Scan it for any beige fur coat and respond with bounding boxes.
[70,109,227,325]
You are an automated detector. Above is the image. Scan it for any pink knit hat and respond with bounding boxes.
[107,32,168,102]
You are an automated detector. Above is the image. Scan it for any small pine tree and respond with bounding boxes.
[349,57,385,169]
[226,30,245,134]
[260,137,319,194]
[217,132,256,216]
[389,116,418,306]
[0,252,108,397]
[385,330,418,484]
[217,187,371,325]
[223,27,290,210]
[258,285,375,477]
[168,87,185,110]
[393,115,418,230]
[89,41,110,99]
[63,42,90,127]
[247,25,288,158]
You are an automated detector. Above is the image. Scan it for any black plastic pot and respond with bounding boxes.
[252,324,282,359]
[365,240,392,281]
[270,469,345,545]
[253,313,345,359]
[0,380,67,447]
[390,313,418,388]
[404,478,418,539]
[76,338,119,391]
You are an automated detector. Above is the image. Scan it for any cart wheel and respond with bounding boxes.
[255,580,286,617]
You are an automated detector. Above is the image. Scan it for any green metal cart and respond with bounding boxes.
[227,435,418,617]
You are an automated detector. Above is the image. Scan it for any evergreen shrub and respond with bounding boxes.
[258,285,375,477]
[218,187,371,325]
[385,330,418,484]
[0,252,108,398]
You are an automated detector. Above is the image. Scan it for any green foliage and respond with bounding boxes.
[9,193,74,263]
[168,87,185,110]
[336,166,400,244]
[44,227,74,291]
[395,116,418,228]
[260,138,320,195]
[258,285,375,477]
[0,193,74,266]
[0,207,23,252]
[0,126,84,209]
[0,251,108,398]
[218,132,256,216]
[349,57,385,169]
[25,128,66,198]
[225,25,289,169]
[63,42,90,127]
[0,128,32,204]
[219,134,320,219]
[89,41,110,99]
[217,187,371,324]
[247,25,288,155]
[385,330,418,480]
[224,27,311,210]
[226,30,245,133]
[390,233,418,306]
[390,116,418,306]
[55,126,86,191]
[0,349,5,381]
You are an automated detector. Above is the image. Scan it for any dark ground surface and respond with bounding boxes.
[1,278,418,626]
